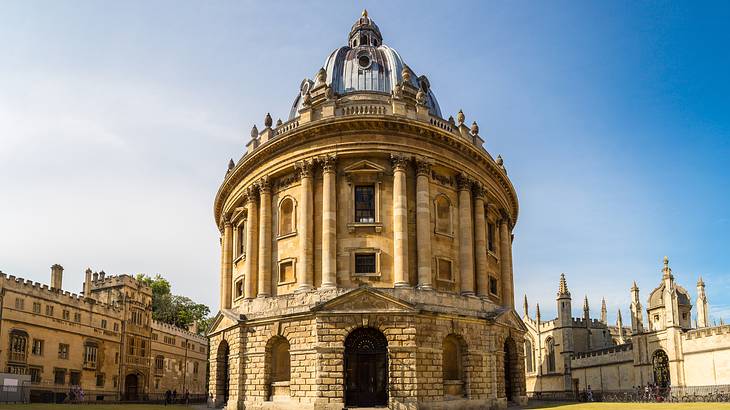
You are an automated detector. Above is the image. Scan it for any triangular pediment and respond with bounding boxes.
[206,309,243,336]
[312,287,416,313]
[495,308,529,332]
[343,160,386,174]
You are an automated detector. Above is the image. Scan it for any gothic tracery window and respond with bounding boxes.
[546,337,556,373]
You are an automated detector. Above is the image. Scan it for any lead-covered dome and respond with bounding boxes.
[289,10,441,119]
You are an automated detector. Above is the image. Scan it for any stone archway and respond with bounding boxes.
[344,327,388,407]
[124,373,139,401]
[652,349,670,388]
[503,336,519,402]
[216,339,230,404]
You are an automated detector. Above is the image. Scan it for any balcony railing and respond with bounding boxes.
[125,356,149,367]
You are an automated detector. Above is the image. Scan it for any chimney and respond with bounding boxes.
[84,268,93,299]
[99,271,106,281]
[50,264,64,290]
[93,272,99,282]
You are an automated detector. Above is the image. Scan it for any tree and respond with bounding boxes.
[136,274,212,336]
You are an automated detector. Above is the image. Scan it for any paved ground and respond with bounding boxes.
[523,402,730,409]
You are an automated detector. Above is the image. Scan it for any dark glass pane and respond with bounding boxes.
[355,186,375,223]
[355,254,376,274]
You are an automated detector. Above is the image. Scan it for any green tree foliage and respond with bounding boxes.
[136,274,211,336]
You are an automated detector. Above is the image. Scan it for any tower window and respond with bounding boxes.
[355,253,376,275]
[355,185,375,223]
[489,276,499,295]
[487,222,496,252]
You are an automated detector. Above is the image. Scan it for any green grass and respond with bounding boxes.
[0,405,193,409]
[525,402,730,409]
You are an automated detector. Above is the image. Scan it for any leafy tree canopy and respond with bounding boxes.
[136,274,211,336]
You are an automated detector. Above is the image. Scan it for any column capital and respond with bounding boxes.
[473,182,488,200]
[415,157,432,176]
[256,175,271,194]
[456,173,473,191]
[223,218,233,228]
[319,154,337,173]
[245,186,259,203]
[390,152,410,172]
[295,158,315,178]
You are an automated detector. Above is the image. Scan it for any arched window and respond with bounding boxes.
[546,337,556,373]
[652,349,670,387]
[9,329,28,363]
[155,355,164,372]
[434,195,452,235]
[525,338,534,373]
[442,334,465,397]
[278,197,296,237]
[84,341,99,369]
[267,337,291,400]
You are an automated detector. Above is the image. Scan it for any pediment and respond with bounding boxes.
[343,160,386,174]
[206,309,243,336]
[495,308,529,332]
[312,287,416,313]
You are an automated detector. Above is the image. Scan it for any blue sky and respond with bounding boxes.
[1,1,728,323]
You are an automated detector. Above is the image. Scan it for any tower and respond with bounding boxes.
[600,297,607,324]
[616,309,625,344]
[662,256,679,329]
[555,273,573,392]
[557,273,572,326]
[630,281,644,334]
[583,295,590,321]
[696,276,709,328]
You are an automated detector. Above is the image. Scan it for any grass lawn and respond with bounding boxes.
[525,402,730,409]
[0,405,193,409]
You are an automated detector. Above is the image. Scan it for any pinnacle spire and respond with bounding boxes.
[632,280,639,291]
[697,275,705,287]
[558,273,570,297]
[583,295,589,311]
[662,255,673,279]
[536,303,541,320]
[362,9,368,18]
[617,309,623,323]
[523,294,529,316]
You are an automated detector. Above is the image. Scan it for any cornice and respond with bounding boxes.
[214,115,519,231]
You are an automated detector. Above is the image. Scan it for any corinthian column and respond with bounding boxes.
[474,185,488,298]
[391,153,410,288]
[415,159,433,290]
[220,220,233,310]
[296,159,315,292]
[457,174,475,296]
[257,177,271,297]
[499,213,515,308]
[244,188,259,299]
[320,155,337,289]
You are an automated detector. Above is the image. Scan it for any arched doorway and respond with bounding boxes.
[344,327,388,407]
[652,349,670,387]
[124,373,138,401]
[503,337,518,402]
[216,340,230,404]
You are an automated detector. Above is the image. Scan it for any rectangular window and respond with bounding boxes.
[127,336,135,355]
[74,312,81,322]
[101,319,107,329]
[63,310,70,320]
[279,260,295,284]
[354,253,376,274]
[32,339,44,356]
[140,340,146,357]
[33,302,41,314]
[58,343,69,359]
[29,367,42,383]
[152,333,158,341]
[45,305,54,316]
[237,222,246,257]
[15,298,24,310]
[235,279,244,298]
[155,356,164,370]
[69,370,81,385]
[96,373,105,387]
[113,376,118,388]
[487,222,496,252]
[84,345,98,369]
[54,369,66,385]
[114,322,119,332]
[437,258,452,281]
[115,352,119,364]
[354,185,375,223]
[489,276,499,295]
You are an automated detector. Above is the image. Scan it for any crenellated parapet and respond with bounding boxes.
[151,319,208,343]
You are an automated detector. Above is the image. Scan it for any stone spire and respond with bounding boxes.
[558,273,571,298]
[583,295,590,320]
[630,280,644,334]
[617,309,625,343]
[601,297,607,324]
[662,256,673,279]
[523,294,529,317]
[696,275,710,328]
[536,302,541,322]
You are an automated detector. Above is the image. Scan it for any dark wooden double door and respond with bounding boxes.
[344,327,388,407]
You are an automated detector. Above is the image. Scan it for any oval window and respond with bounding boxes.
[358,55,371,69]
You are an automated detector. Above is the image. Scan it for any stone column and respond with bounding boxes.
[391,153,410,288]
[244,188,259,299]
[457,174,475,296]
[499,213,514,308]
[220,220,233,310]
[296,159,315,292]
[257,177,271,297]
[320,155,337,289]
[415,159,433,290]
[474,186,488,298]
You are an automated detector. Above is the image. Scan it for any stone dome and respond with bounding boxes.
[289,10,441,119]
[648,282,691,308]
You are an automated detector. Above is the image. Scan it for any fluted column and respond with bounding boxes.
[391,154,410,288]
[457,174,474,296]
[244,189,259,299]
[257,177,271,297]
[415,159,433,290]
[220,220,233,310]
[321,155,337,289]
[499,213,514,308]
[474,186,488,298]
[296,159,314,292]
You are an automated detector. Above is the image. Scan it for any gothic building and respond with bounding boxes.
[524,257,730,395]
[207,11,527,410]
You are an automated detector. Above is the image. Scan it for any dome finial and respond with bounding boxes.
[362,9,368,18]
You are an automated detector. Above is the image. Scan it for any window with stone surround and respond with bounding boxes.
[442,334,465,397]
[32,339,44,356]
[33,302,41,314]
[29,366,42,383]
[278,259,296,285]
[234,278,244,299]
[267,336,291,401]
[546,337,556,373]
[436,258,453,282]
[70,370,81,385]
[487,221,496,252]
[489,275,499,296]
[525,338,534,373]
[9,329,28,363]
[278,196,297,237]
[96,373,105,387]
[54,368,66,385]
[434,194,453,235]
[84,342,98,369]
[355,185,375,223]
[350,249,381,277]
[14,298,24,310]
[58,343,69,359]
[344,160,384,231]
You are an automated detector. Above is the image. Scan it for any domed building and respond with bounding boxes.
[207,11,527,410]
